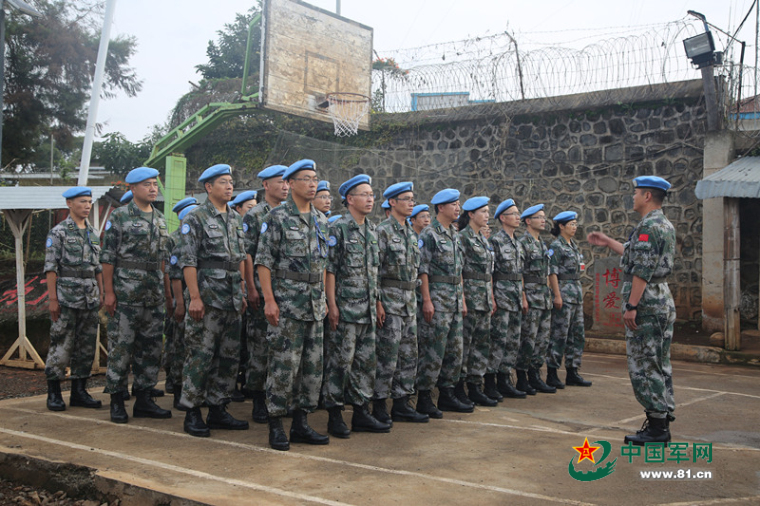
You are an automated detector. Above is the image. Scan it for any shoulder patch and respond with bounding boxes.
[261,222,268,234]
[547,249,554,257]
[105,220,112,231]
[638,233,649,242]
[328,235,337,247]
[243,223,249,233]
[418,239,424,249]
[46,237,53,248]
[170,255,178,265]
[181,223,191,235]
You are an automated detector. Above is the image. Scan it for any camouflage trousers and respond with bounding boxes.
[45,306,99,381]
[374,313,417,400]
[517,307,551,371]
[104,304,163,393]
[162,306,175,371]
[547,302,585,369]
[488,308,522,374]
[416,309,463,391]
[244,304,269,392]
[180,307,241,408]
[168,299,188,391]
[266,317,324,417]
[626,310,676,415]
[323,321,376,408]
[461,309,491,385]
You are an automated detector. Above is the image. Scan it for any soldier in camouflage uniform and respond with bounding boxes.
[516,204,556,395]
[457,197,497,407]
[101,167,172,423]
[487,199,527,401]
[178,164,249,437]
[44,187,104,411]
[416,189,472,417]
[256,159,330,451]
[547,211,592,389]
[410,204,431,236]
[588,176,676,445]
[242,165,289,423]
[373,183,428,424]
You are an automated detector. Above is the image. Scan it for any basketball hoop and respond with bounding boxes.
[326,92,370,137]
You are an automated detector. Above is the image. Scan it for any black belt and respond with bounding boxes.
[58,267,96,279]
[381,278,416,290]
[275,269,323,284]
[428,275,461,285]
[624,273,667,284]
[462,272,491,281]
[523,275,545,284]
[116,259,160,271]
[198,260,239,271]
[557,273,580,281]
[494,272,521,281]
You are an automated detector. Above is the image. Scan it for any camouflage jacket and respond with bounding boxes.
[178,199,246,312]
[255,195,329,322]
[418,218,464,313]
[44,216,102,310]
[376,216,419,317]
[621,208,675,316]
[490,228,524,312]
[459,225,493,312]
[100,201,168,307]
[328,213,379,324]
[549,236,584,304]
[243,200,273,296]
[167,229,182,282]
[517,232,552,310]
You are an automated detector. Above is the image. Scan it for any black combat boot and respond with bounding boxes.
[251,390,268,424]
[467,382,498,407]
[327,406,351,438]
[290,410,329,445]
[565,367,592,387]
[46,380,66,412]
[268,417,289,451]
[528,368,556,394]
[173,390,188,411]
[184,407,210,437]
[351,404,391,433]
[132,385,164,398]
[453,380,475,409]
[133,389,172,418]
[207,404,249,430]
[497,371,527,398]
[624,413,670,446]
[372,399,393,426]
[230,387,245,403]
[69,378,102,408]
[110,392,128,424]
[483,373,503,402]
[515,370,536,396]
[391,396,429,423]
[415,390,443,419]
[546,367,566,389]
[120,387,130,401]
[437,387,475,413]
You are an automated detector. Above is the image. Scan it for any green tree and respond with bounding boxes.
[195,2,262,80]
[93,132,152,175]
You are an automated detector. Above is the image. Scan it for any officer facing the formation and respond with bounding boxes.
[101,167,171,424]
[457,197,497,407]
[410,204,431,236]
[373,182,428,424]
[44,187,104,412]
[243,164,289,424]
[313,180,332,216]
[587,176,676,445]
[547,211,592,389]
[178,164,249,437]
[324,175,389,437]
[416,188,470,417]
[487,199,527,400]
[516,204,556,395]
[256,159,330,451]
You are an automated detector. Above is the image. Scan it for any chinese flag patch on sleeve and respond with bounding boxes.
[638,234,649,242]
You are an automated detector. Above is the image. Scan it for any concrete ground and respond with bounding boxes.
[0,353,759,506]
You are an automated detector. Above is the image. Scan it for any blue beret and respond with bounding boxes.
[258,165,287,180]
[553,211,578,223]
[383,181,413,199]
[325,210,331,217]
[125,167,159,184]
[283,159,316,180]
[178,204,198,221]
[62,187,92,199]
[462,196,489,212]
[199,164,232,183]
[339,174,372,198]
[381,199,390,209]
[316,180,331,193]
[172,197,198,214]
[520,204,545,220]
[411,204,429,218]
[494,199,516,220]
[328,214,342,223]
[119,190,133,204]
[430,189,460,205]
[634,176,671,192]
[231,190,257,207]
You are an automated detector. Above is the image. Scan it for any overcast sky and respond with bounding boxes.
[96,0,756,142]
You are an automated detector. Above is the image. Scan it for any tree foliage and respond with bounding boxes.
[93,132,152,175]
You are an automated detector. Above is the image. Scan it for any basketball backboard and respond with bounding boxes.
[259,0,373,131]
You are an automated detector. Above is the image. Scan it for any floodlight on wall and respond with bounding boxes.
[683,31,717,68]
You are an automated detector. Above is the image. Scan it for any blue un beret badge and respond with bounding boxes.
[105,220,112,231]
[418,239,424,249]
[547,249,554,257]
[46,237,53,248]
[261,222,268,234]
[243,223,248,233]
[170,255,178,265]
[328,235,337,247]
[182,224,190,235]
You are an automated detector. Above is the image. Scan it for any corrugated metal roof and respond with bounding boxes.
[0,186,114,210]
[695,157,760,199]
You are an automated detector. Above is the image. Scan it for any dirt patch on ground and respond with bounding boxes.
[0,367,107,401]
